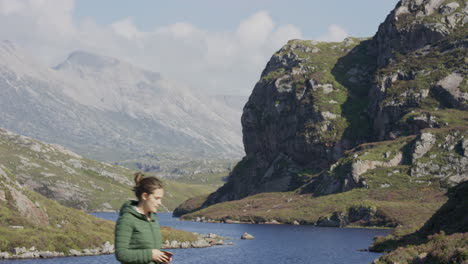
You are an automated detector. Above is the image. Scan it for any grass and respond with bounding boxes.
[182,186,446,229]
[0,130,227,212]
[0,169,202,254]
[180,126,466,231]
[374,232,468,264]
[255,38,376,145]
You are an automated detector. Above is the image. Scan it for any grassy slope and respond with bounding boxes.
[371,180,468,263]
[0,168,197,254]
[0,128,220,212]
[181,126,467,230]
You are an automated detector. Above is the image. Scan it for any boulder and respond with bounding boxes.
[434,73,467,110]
[241,232,255,239]
[412,132,436,161]
[191,240,210,248]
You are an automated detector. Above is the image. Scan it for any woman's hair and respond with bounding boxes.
[133,172,163,200]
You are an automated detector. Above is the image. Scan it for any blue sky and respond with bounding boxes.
[74,0,397,38]
[1,0,399,95]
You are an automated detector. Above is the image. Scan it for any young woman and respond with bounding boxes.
[115,172,171,264]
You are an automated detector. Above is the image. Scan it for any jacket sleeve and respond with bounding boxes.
[115,215,153,264]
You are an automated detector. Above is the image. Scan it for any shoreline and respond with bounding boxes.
[0,233,230,261]
[183,216,395,229]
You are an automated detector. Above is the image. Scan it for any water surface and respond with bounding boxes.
[2,213,391,264]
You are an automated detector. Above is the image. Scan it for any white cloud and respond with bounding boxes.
[317,24,349,42]
[0,2,306,95]
[236,11,274,47]
[156,22,201,38]
[112,18,141,39]
[0,0,26,15]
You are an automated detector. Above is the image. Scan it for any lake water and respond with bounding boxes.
[1,213,391,264]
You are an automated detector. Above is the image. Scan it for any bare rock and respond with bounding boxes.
[439,2,460,15]
[317,212,348,227]
[352,153,403,182]
[462,139,468,157]
[435,73,467,110]
[191,240,210,248]
[241,232,255,239]
[412,133,436,161]
[0,252,10,259]
[69,249,82,256]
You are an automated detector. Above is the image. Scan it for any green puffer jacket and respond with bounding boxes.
[115,200,162,264]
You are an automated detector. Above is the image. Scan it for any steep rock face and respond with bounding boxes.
[368,0,467,140]
[189,0,468,209]
[203,38,377,205]
[300,127,468,196]
[373,0,467,67]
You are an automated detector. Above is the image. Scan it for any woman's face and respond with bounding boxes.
[141,188,164,213]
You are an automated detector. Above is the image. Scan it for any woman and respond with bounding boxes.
[115,172,171,264]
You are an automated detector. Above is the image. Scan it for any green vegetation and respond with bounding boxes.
[0,130,226,212]
[0,190,114,253]
[182,186,446,229]
[161,226,198,243]
[0,168,201,254]
[258,38,377,144]
[378,25,467,112]
[371,180,468,263]
[374,232,468,264]
[162,179,218,211]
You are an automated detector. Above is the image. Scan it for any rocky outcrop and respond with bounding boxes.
[316,205,392,228]
[203,37,376,206]
[372,0,466,67]
[412,132,436,160]
[241,233,255,239]
[6,186,49,226]
[181,1,468,213]
[434,73,467,109]
[368,0,467,141]
[410,128,468,186]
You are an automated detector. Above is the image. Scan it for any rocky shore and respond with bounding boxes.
[0,233,229,260]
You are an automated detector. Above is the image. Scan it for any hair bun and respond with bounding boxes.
[134,172,145,186]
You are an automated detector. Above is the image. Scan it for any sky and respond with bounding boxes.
[0,0,399,95]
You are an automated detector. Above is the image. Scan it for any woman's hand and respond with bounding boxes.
[152,249,171,263]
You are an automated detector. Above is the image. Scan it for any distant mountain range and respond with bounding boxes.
[0,42,246,161]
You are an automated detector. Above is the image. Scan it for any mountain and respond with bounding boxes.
[0,44,243,161]
[175,0,467,228]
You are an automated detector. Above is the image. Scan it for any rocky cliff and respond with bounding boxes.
[200,0,467,208]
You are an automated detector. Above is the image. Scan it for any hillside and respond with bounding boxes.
[371,180,468,264]
[0,128,218,212]
[0,165,115,254]
[175,0,468,231]
[0,165,207,258]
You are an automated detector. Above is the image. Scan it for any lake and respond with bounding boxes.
[1,213,391,264]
